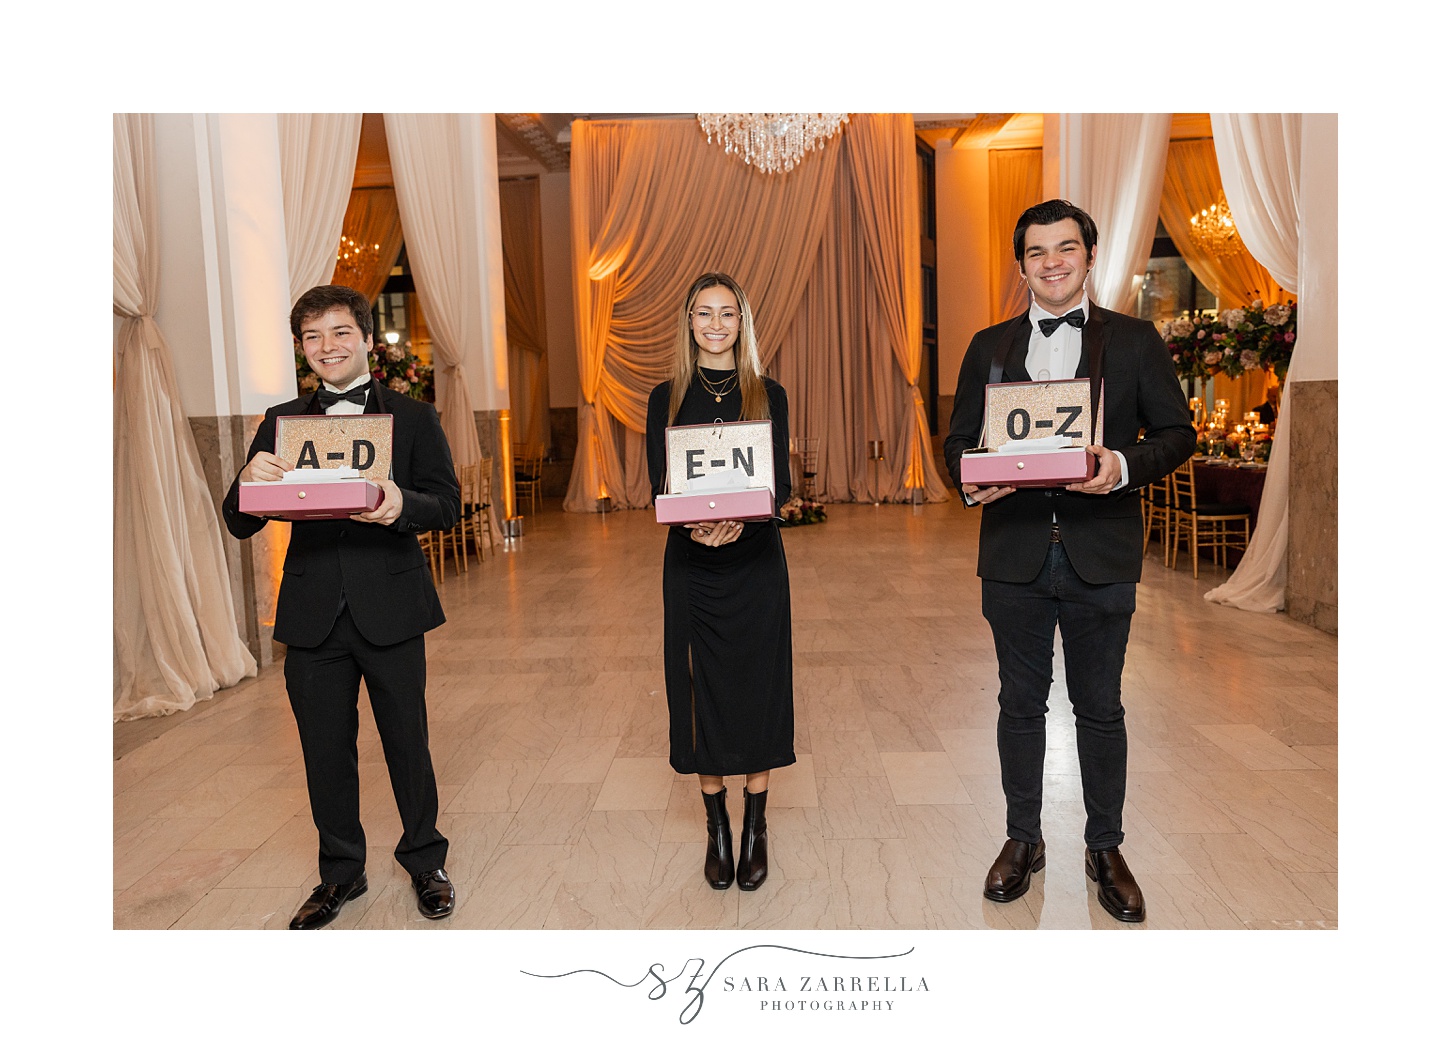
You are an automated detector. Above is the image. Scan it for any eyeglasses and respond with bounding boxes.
[691,308,740,327]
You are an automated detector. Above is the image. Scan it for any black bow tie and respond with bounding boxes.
[1038,311,1086,337]
[317,385,368,409]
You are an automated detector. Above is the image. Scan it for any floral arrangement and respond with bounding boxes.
[779,496,827,526]
[1160,299,1297,382]
[295,338,434,401]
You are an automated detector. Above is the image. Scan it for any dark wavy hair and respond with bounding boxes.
[1012,199,1099,267]
[290,284,374,342]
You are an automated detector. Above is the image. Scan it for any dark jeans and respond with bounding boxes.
[284,605,448,882]
[981,542,1136,851]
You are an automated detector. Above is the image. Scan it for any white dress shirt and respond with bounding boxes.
[1025,296,1128,490]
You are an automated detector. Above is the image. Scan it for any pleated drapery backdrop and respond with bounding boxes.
[1159,139,1291,310]
[1073,113,1172,313]
[988,149,1042,324]
[114,113,256,720]
[499,179,552,454]
[333,187,405,305]
[564,114,947,511]
[277,114,362,304]
[383,113,486,471]
[1203,113,1304,614]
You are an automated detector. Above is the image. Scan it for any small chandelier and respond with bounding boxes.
[697,113,849,175]
[1188,190,1242,258]
[335,234,380,282]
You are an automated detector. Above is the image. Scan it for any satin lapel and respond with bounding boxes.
[1076,305,1106,378]
[304,390,324,416]
[994,313,1034,383]
[364,377,387,415]
[1078,305,1107,442]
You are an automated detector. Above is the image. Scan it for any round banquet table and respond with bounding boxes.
[1190,458,1268,567]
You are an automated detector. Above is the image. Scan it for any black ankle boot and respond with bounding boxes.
[737,789,769,891]
[702,789,734,890]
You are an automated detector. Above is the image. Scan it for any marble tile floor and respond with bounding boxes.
[114,498,1337,930]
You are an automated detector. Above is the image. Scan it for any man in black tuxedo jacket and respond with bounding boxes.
[223,285,461,929]
[944,201,1194,923]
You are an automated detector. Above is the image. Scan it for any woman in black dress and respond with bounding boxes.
[646,272,794,892]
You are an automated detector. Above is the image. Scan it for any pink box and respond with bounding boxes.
[239,479,385,520]
[960,448,1096,489]
[654,487,776,525]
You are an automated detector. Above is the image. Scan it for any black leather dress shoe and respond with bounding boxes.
[413,869,455,919]
[1085,847,1145,923]
[289,872,368,929]
[983,839,1046,903]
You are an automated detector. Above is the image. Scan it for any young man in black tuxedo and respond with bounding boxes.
[944,201,1195,923]
[223,285,461,929]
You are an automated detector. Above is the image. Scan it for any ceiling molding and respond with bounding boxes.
[496,113,570,173]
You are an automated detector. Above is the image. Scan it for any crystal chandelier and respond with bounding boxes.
[697,113,850,175]
[1188,190,1242,258]
[335,234,380,282]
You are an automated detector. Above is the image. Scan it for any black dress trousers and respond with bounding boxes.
[283,604,447,883]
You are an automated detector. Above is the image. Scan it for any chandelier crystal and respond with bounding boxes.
[697,113,850,175]
[1188,190,1242,258]
[335,234,380,282]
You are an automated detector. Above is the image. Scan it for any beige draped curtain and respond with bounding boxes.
[1204,113,1304,613]
[565,114,945,511]
[383,114,484,470]
[1160,139,1290,308]
[842,117,947,502]
[989,149,1042,322]
[334,188,405,305]
[114,113,256,721]
[277,114,362,304]
[499,179,551,454]
[1074,113,1172,312]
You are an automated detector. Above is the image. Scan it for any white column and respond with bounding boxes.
[471,113,511,412]
[1041,113,1084,203]
[154,113,294,419]
[1294,115,1337,384]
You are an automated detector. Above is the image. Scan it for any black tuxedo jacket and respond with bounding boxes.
[223,379,460,648]
[943,304,1194,585]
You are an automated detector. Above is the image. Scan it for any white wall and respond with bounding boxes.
[934,143,992,395]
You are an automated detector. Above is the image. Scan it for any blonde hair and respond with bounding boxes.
[667,272,770,425]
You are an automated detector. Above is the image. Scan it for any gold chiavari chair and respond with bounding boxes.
[416,529,444,586]
[512,443,544,515]
[1168,462,1251,579]
[1141,473,1173,563]
[797,437,820,500]
[461,457,495,560]
[444,460,476,575]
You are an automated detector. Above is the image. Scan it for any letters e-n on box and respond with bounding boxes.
[655,419,776,524]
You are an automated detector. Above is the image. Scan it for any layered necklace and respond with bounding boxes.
[697,367,739,403]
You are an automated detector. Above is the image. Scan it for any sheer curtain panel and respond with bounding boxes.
[499,179,551,454]
[989,149,1042,323]
[1202,114,1304,612]
[1159,139,1290,308]
[383,114,485,470]
[334,188,405,304]
[277,113,363,304]
[114,113,256,720]
[1075,113,1171,313]
[565,116,940,509]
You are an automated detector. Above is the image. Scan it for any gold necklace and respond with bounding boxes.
[697,368,739,403]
